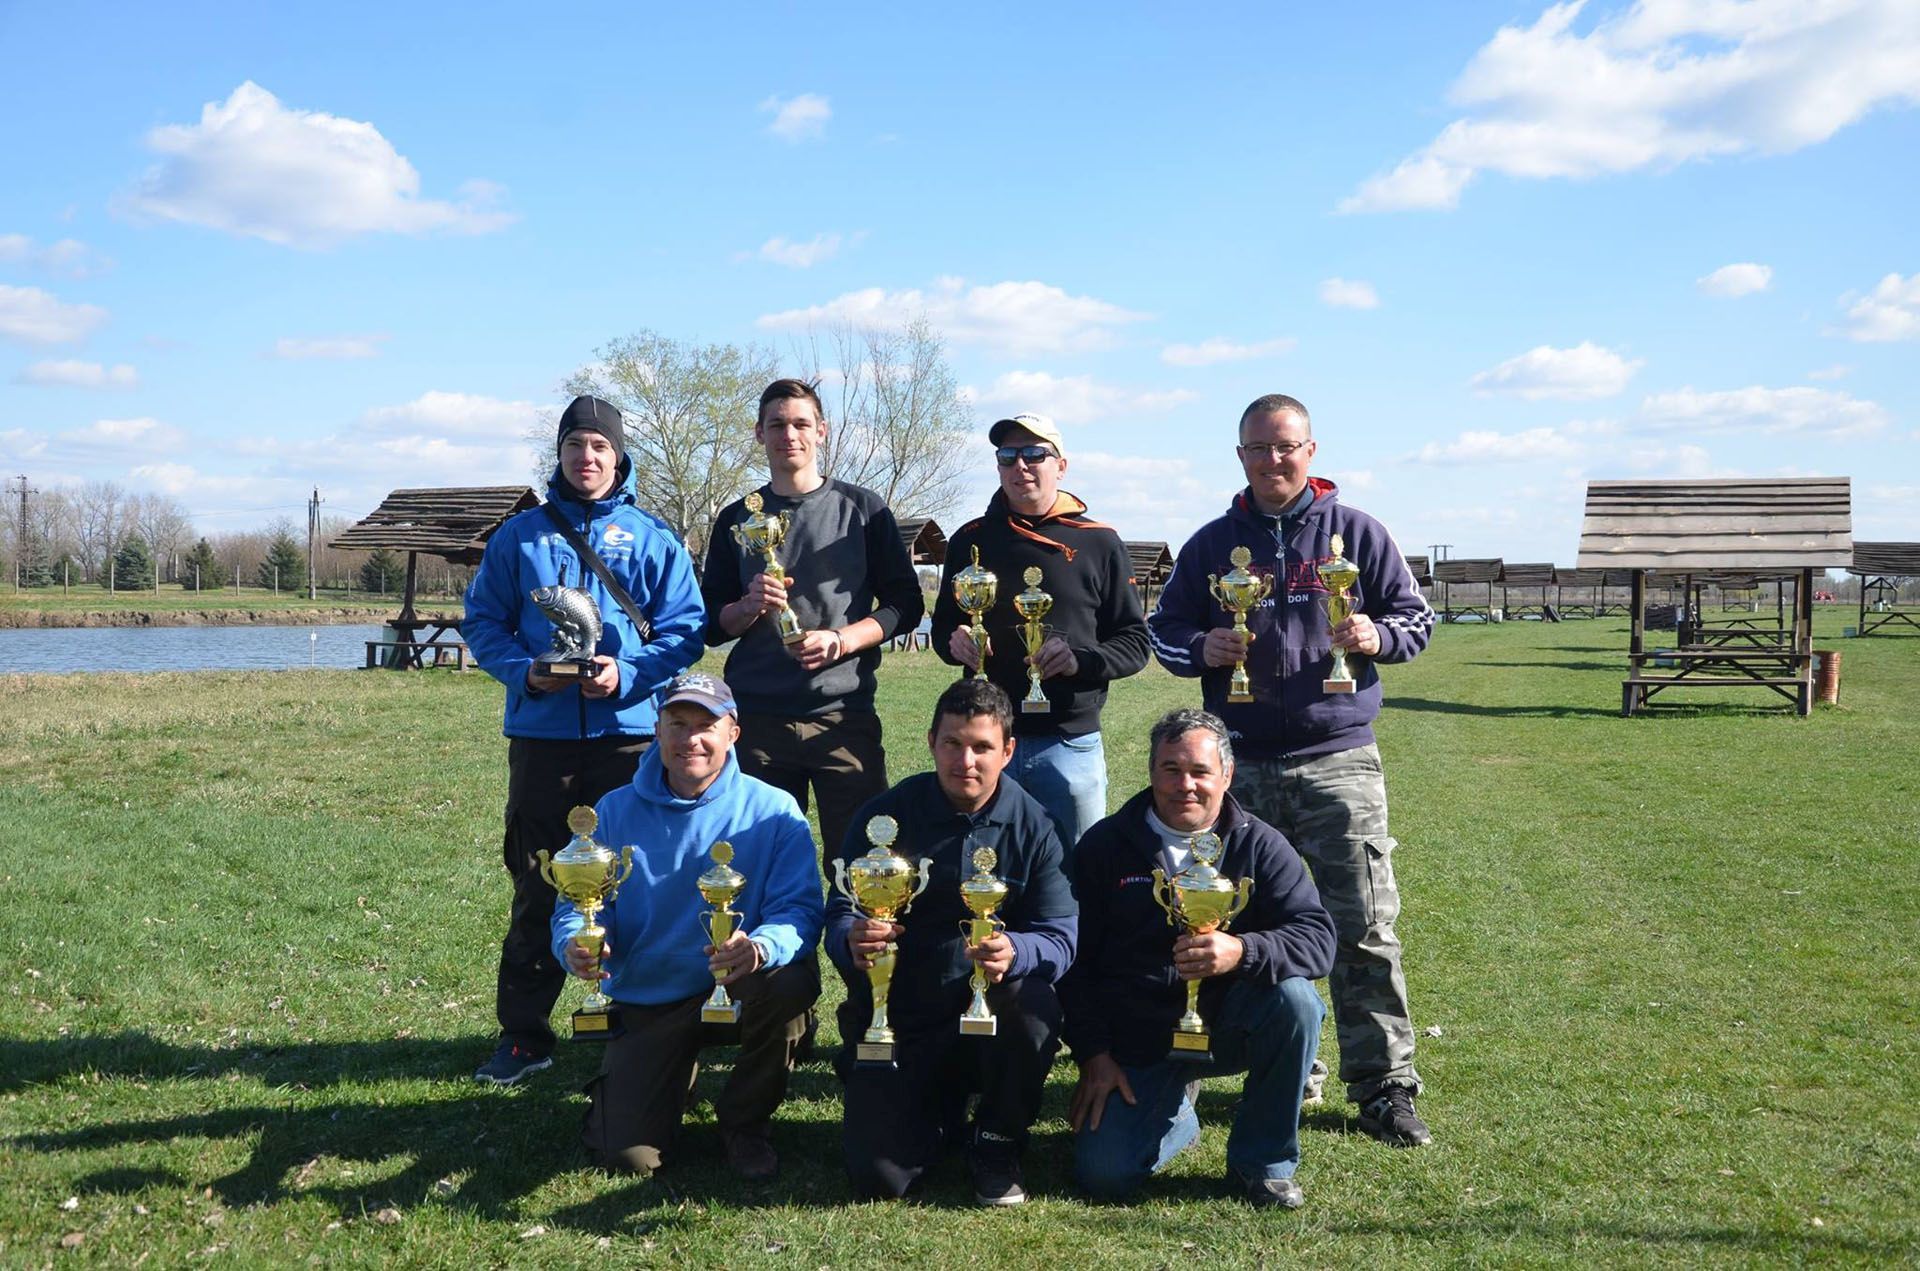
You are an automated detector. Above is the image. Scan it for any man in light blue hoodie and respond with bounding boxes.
[554,671,823,1182]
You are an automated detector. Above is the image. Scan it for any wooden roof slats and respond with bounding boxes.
[1433,558,1503,584]
[1501,563,1557,586]
[1577,477,1851,569]
[896,516,947,565]
[1558,567,1635,587]
[1852,542,1920,576]
[1403,555,1432,585]
[330,486,540,564]
[1125,541,1174,586]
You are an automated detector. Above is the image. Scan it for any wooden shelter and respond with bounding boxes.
[896,516,948,566]
[1499,562,1557,620]
[1850,542,1920,636]
[1125,540,1175,609]
[331,485,540,668]
[1432,557,1502,622]
[1576,478,1852,715]
[1403,554,1433,602]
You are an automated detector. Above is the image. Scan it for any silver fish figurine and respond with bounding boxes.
[530,581,603,676]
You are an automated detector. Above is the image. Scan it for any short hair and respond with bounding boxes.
[757,378,825,427]
[1238,394,1311,439]
[1148,708,1235,772]
[929,678,1015,742]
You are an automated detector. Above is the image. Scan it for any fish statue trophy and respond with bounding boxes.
[537,806,636,1040]
[731,491,804,646]
[831,814,932,1069]
[1317,533,1361,694]
[1209,546,1274,704]
[957,845,1009,1036]
[1012,567,1054,714]
[697,840,748,1024]
[529,564,604,680]
[951,546,998,681]
[1150,831,1253,1063]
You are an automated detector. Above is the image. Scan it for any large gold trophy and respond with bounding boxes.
[1150,831,1253,1063]
[957,845,1009,1036]
[1012,566,1053,714]
[697,840,748,1024]
[537,806,636,1040]
[1317,533,1360,694]
[951,546,998,680]
[731,491,804,645]
[831,814,932,1068]
[1209,546,1274,703]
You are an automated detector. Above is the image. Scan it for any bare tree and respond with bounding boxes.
[74,481,124,581]
[129,492,192,586]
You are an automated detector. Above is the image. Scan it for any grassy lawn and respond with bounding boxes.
[2,616,1915,1265]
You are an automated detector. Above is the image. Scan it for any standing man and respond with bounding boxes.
[1062,709,1334,1208]
[464,393,705,1087]
[930,413,1149,848]
[826,679,1077,1206]
[702,378,925,865]
[1147,394,1437,1147]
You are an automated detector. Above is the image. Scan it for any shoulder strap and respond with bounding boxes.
[542,501,653,643]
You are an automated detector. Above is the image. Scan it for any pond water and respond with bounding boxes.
[0,624,394,674]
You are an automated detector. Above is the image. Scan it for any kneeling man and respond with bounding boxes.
[555,671,824,1181]
[1062,709,1335,1208]
[826,679,1077,1206]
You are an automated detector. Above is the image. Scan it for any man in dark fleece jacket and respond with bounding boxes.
[1062,709,1334,1209]
[930,412,1149,849]
[1148,393,1436,1149]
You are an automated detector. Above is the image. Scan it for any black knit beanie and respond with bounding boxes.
[556,395,626,463]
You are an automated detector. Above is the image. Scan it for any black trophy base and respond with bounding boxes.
[854,1040,899,1070]
[535,657,595,680]
[570,1007,625,1042]
[1168,1030,1213,1064]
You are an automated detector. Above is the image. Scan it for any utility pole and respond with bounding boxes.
[307,487,323,600]
[10,474,36,591]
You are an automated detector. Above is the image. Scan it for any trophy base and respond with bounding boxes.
[1323,678,1356,694]
[1020,699,1051,715]
[959,1016,998,1037]
[854,1041,898,1070]
[1226,691,1254,704]
[1168,1031,1213,1064]
[779,630,807,647]
[570,1007,624,1042]
[700,1001,742,1025]
[535,658,595,680]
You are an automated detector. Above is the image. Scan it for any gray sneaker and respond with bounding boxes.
[1357,1088,1431,1147]
[1240,1175,1305,1209]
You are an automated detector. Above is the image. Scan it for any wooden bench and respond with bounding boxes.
[366,640,470,670]
[1622,648,1811,716]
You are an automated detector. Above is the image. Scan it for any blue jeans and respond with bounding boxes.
[1011,731,1106,851]
[1074,977,1324,1196]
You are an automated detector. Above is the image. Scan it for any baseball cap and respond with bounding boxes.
[988,412,1065,458]
[660,671,736,717]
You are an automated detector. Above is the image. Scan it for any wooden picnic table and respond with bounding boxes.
[366,616,469,670]
[1623,646,1811,716]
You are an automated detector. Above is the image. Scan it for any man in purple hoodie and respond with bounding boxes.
[1148,394,1436,1148]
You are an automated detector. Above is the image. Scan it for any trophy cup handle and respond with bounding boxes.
[905,858,933,909]
[535,849,555,889]
[830,858,853,902]
[613,845,634,889]
[1226,877,1254,926]
[1150,868,1175,926]
[1207,574,1223,604]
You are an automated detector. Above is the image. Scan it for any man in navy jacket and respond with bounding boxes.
[1062,709,1334,1208]
[1148,394,1436,1148]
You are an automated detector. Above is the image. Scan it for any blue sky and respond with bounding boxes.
[2,0,1916,558]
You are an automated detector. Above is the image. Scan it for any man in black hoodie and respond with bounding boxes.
[1061,709,1334,1209]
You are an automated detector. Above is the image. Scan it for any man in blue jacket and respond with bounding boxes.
[1062,709,1334,1208]
[555,671,823,1181]
[1148,394,1436,1148]
[465,394,705,1086]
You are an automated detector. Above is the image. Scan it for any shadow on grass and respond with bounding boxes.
[1465,660,1622,672]
[0,1032,493,1093]
[1389,697,1618,720]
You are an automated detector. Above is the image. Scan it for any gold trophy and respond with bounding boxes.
[697,840,748,1024]
[1012,566,1054,714]
[1150,831,1253,1063]
[1209,546,1274,703]
[731,491,804,645]
[957,845,1009,1036]
[1318,533,1360,694]
[831,814,932,1069]
[537,806,636,1040]
[951,546,998,680]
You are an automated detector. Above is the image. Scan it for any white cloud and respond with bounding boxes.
[965,371,1197,427]
[757,277,1148,354]
[1470,341,1642,399]
[1160,336,1296,367]
[761,93,831,142]
[360,390,546,441]
[0,284,108,345]
[1833,272,1920,341]
[753,233,843,268]
[1340,0,1920,213]
[1615,441,1717,476]
[270,334,387,360]
[1806,363,1853,381]
[1413,424,1595,465]
[1697,262,1772,297]
[1638,385,1888,438]
[118,82,516,248]
[66,417,188,452]
[1318,278,1380,309]
[1060,450,1239,543]
[15,359,139,389]
[0,233,112,278]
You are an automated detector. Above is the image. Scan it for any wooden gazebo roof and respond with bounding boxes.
[1403,555,1432,586]
[1558,568,1636,587]
[896,516,947,565]
[1501,562,1557,586]
[1576,478,1852,571]
[1851,542,1920,576]
[1434,558,1503,584]
[1126,541,1174,587]
[331,486,539,566]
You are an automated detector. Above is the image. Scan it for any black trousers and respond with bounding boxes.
[495,734,651,1055]
[836,976,1062,1200]
[734,709,888,868]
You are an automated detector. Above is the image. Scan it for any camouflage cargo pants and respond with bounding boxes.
[1233,744,1421,1103]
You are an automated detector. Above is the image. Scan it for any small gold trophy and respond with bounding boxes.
[831,814,932,1069]
[957,845,1009,1036]
[697,840,748,1025]
[1012,566,1054,714]
[1209,546,1274,703]
[1318,533,1360,694]
[731,491,804,645]
[951,546,998,680]
[537,806,636,1041]
[1150,831,1253,1064]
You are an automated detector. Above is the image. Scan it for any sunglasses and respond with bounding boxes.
[995,445,1058,467]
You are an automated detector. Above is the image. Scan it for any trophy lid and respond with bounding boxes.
[865,814,899,851]
[698,839,745,894]
[744,491,764,515]
[1329,533,1345,559]
[553,805,612,864]
[1223,545,1256,580]
[1173,831,1230,890]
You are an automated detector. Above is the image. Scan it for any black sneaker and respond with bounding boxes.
[1357,1088,1432,1147]
[1239,1175,1305,1209]
[968,1130,1027,1207]
[473,1042,553,1086]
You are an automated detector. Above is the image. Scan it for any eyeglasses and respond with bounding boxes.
[995,445,1058,467]
[1238,441,1309,461]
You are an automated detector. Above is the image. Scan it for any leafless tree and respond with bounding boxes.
[74,481,125,581]
[129,492,192,586]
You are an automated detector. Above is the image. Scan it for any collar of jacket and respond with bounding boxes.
[545,456,638,519]
[984,488,1110,562]
[1109,786,1251,853]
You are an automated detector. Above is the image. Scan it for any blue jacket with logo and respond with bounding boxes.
[1148,478,1433,760]
[464,463,705,740]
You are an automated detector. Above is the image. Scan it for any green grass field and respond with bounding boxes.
[2,617,1916,1266]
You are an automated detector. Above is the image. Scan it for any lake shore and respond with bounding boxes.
[0,605,458,629]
